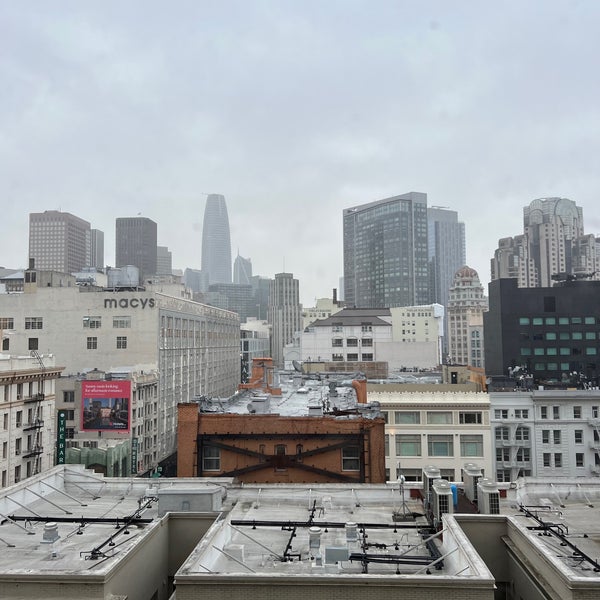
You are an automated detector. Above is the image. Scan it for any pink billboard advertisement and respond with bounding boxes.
[81,380,131,432]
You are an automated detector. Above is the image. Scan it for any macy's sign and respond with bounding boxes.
[104,298,156,309]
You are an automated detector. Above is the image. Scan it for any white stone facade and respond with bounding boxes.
[0,353,62,488]
[490,389,600,481]
[369,389,493,482]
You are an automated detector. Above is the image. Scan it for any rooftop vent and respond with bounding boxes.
[41,522,60,544]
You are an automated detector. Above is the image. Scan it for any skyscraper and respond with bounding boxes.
[89,229,104,271]
[269,273,302,368]
[156,246,173,276]
[343,192,429,308]
[447,266,487,368]
[201,194,232,284]
[427,207,466,309]
[115,217,157,281]
[29,210,92,274]
[491,197,598,287]
[233,254,252,285]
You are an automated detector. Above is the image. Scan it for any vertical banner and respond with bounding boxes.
[131,437,138,474]
[56,410,67,464]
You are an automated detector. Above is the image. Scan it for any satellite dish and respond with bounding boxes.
[292,360,302,372]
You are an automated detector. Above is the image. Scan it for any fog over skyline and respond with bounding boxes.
[2,1,600,306]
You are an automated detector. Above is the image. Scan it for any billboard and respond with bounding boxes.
[81,380,131,432]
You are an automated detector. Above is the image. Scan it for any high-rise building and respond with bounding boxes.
[233,254,252,285]
[201,194,232,284]
[156,246,172,276]
[269,273,302,367]
[343,192,429,308]
[427,207,466,309]
[89,229,104,271]
[491,197,598,287]
[484,277,600,384]
[447,266,487,368]
[29,210,92,273]
[115,217,158,282]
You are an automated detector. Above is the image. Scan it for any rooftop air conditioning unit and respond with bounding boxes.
[477,478,500,514]
[422,465,441,509]
[431,479,454,526]
[462,463,483,504]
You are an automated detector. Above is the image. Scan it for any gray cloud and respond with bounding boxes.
[1,1,599,304]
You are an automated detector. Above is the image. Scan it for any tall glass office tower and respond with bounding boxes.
[343,192,429,308]
[201,194,232,284]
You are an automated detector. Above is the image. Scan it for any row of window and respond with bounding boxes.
[382,410,483,425]
[86,336,128,349]
[332,353,373,361]
[494,406,600,420]
[331,338,373,347]
[385,434,484,457]
[519,316,597,325]
[0,316,132,330]
[521,331,597,341]
[521,347,598,356]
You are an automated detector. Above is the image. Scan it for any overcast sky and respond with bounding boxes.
[2,1,600,305]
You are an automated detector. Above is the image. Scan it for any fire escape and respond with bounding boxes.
[23,350,46,475]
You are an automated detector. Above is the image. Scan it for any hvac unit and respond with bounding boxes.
[462,462,483,504]
[431,479,454,526]
[477,478,500,514]
[422,465,441,509]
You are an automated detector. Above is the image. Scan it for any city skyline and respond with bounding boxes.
[2,3,600,305]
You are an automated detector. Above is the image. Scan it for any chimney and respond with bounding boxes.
[332,288,337,305]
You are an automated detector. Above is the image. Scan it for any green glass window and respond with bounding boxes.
[585,317,596,324]
[560,363,569,370]
[558,317,569,325]
[547,363,557,370]
[546,348,557,355]
[572,317,582,324]
[559,332,570,340]
[572,332,583,340]
[586,347,597,355]
[533,317,543,325]
[519,317,530,325]
[546,332,557,340]
[560,348,570,355]
[585,332,596,340]
[520,348,532,356]
[534,348,544,355]
[545,317,556,325]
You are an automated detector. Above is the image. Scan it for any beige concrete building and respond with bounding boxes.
[0,272,240,473]
[369,388,493,482]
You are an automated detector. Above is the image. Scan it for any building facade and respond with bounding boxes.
[0,353,63,488]
[269,273,302,368]
[447,266,487,368]
[115,216,158,281]
[301,306,443,372]
[206,282,255,322]
[491,197,598,288]
[370,389,493,482]
[233,254,252,285]
[29,210,92,274]
[484,277,600,385]
[427,207,466,309]
[490,389,600,481]
[343,192,429,309]
[201,193,232,284]
[89,228,104,271]
[0,274,240,468]
[156,246,172,276]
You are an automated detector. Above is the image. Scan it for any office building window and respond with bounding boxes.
[116,336,127,349]
[87,337,98,350]
[427,411,453,425]
[394,411,420,424]
[396,435,421,456]
[82,316,102,329]
[576,453,584,467]
[574,430,583,444]
[460,435,483,457]
[543,453,551,467]
[495,426,509,441]
[459,412,482,424]
[554,453,562,468]
[113,316,131,328]
[28,338,38,351]
[428,435,453,457]
[25,317,43,330]
[573,406,582,418]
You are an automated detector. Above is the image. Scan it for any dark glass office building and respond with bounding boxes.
[115,217,157,281]
[484,277,600,385]
[343,192,429,309]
